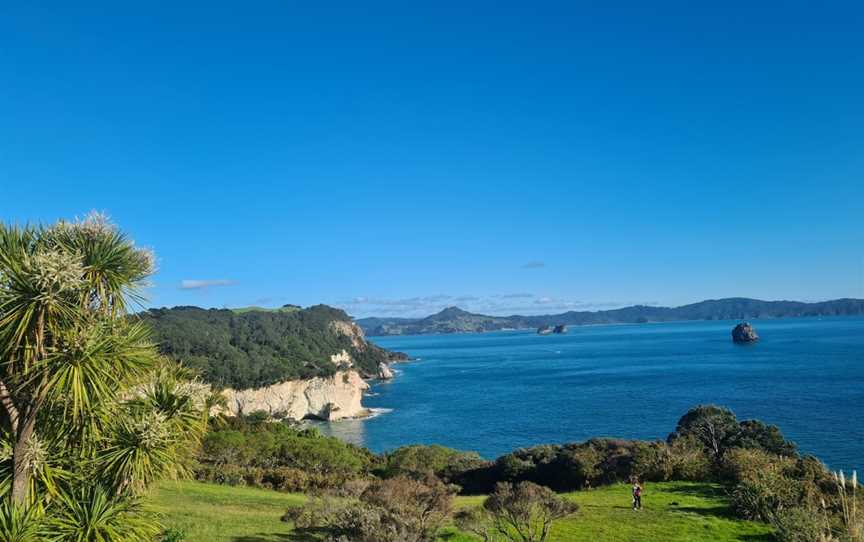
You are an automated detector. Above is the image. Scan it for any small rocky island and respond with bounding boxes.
[732,322,759,343]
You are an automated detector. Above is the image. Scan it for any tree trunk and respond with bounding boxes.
[11,414,35,505]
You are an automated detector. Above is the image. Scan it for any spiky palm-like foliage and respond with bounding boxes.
[0,499,44,542]
[47,487,158,542]
[0,214,207,538]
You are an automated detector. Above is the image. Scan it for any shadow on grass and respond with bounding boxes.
[658,488,776,542]
[660,483,740,520]
[663,483,727,501]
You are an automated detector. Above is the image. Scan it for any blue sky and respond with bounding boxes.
[2,2,862,317]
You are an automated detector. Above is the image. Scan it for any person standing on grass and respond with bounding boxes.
[632,479,643,511]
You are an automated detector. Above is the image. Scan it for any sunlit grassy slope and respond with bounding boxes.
[148,480,774,542]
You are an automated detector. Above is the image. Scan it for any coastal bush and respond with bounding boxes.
[720,448,796,485]
[668,405,797,461]
[479,438,705,493]
[482,481,579,542]
[769,507,831,542]
[731,474,799,521]
[285,475,457,542]
[196,417,377,491]
[736,419,798,457]
[380,444,487,482]
[630,437,711,482]
[720,448,841,523]
[454,506,501,542]
[666,435,714,480]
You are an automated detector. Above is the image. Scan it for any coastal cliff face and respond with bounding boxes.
[217,369,369,421]
[140,304,406,420]
[140,304,399,389]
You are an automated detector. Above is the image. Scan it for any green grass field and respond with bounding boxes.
[148,480,775,541]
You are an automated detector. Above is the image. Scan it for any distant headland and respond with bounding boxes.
[355,297,864,336]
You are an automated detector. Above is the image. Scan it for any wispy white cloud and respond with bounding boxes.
[522,261,546,269]
[180,279,236,290]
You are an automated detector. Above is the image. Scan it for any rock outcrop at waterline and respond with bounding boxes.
[732,322,759,343]
[216,370,369,421]
[377,362,394,380]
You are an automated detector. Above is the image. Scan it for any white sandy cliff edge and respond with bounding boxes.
[217,369,370,421]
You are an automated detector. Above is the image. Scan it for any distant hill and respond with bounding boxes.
[139,304,398,389]
[355,297,864,336]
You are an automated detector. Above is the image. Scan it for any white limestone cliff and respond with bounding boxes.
[211,320,396,421]
[216,369,370,421]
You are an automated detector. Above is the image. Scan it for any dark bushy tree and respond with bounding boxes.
[735,419,798,457]
[668,405,741,459]
[668,405,797,460]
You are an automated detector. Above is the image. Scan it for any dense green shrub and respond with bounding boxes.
[285,475,457,542]
[737,419,798,456]
[722,448,827,521]
[471,438,709,494]
[381,445,487,480]
[630,438,710,482]
[196,417,377,491]
[668,405,797,461]
[769,507,831,542]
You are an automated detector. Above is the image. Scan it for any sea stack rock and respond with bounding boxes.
[732,322,759,344]
[377,362,394,380]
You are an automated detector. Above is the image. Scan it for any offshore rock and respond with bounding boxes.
[732,322,759,343]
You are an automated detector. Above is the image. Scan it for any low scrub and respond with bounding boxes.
[284,475,457,542]
[455,481,579,542]
[196,416,377,491]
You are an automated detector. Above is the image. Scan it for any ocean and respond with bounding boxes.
[318,317,864,469]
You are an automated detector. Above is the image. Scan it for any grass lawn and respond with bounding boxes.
[148,480,775,542]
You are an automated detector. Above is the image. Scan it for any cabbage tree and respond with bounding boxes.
[0,214,206,532]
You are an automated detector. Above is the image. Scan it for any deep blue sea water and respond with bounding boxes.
[318,317,864,469]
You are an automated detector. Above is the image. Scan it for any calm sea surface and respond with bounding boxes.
[318,317,864,469]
